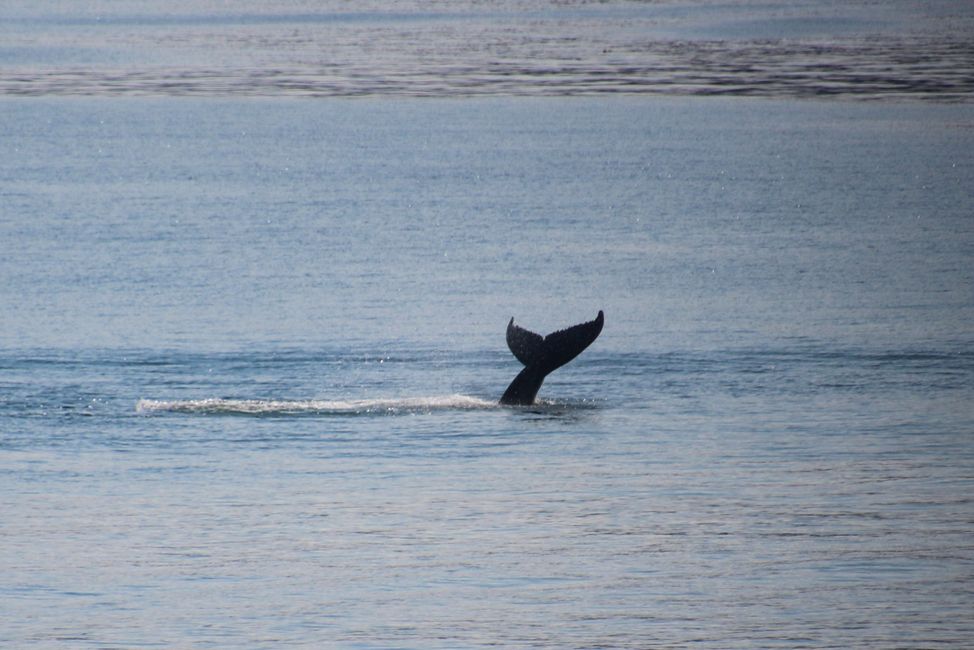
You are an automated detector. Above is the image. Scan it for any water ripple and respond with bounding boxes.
[2,3,972,100]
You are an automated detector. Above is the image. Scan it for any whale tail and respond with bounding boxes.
[500,310,604,405]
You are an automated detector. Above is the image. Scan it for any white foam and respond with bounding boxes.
[136,394,496,415]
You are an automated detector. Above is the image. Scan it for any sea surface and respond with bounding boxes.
[3,2,974,649]
[2,0,974,100]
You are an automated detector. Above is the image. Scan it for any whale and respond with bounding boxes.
[500,310,604,405]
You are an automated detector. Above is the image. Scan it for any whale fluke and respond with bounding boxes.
[500,310,604,405]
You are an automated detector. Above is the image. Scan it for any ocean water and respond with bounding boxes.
[3,2,974,649]
[2,0,973,100]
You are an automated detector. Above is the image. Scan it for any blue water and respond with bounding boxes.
[3,2,974,648]
[3,95,972,649]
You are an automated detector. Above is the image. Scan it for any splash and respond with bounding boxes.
[136,394,496,415]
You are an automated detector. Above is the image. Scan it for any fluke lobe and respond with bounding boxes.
[500,310,604,406]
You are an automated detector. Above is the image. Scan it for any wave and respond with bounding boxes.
[136,394,497,415]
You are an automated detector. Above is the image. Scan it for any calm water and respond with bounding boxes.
[3,96,973,648]
[3,2,974,649]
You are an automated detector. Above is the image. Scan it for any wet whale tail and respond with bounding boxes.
[500,310,604,405]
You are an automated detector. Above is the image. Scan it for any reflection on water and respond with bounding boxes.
[2,0,972,100]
